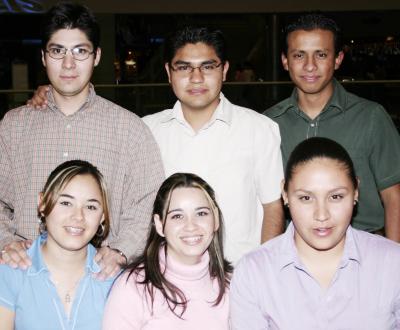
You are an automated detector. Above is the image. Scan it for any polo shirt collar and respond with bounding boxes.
[161,92,233,126]
[270,78,347,118]
[47,84,97,115]
[27,234,101,276]
[278,223,361,272]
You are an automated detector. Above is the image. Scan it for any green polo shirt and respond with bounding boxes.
[264,79,400,231]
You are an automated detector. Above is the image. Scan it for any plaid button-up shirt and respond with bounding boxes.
[0,86,164,260]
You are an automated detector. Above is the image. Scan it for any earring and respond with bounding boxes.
[96,223,105,237]
[284,202,289,208]
[354,199,359,205]
[38,217,47,234]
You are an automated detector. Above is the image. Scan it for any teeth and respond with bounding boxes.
[181,236,202,244]
[65,226,84,234]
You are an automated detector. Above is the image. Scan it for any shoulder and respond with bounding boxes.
[228,101,281,136]
[352,228,400,261]
[1,105,43,126]
[142,109,173,130]
[235,233,287,274]
[263,97,292,119]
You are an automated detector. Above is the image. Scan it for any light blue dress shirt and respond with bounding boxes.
[0,234,115,330]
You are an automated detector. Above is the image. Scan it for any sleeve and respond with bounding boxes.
[0,265,21,311]
[230,258,269,330]
[108,121,165,260]
[254,117,284,204]
[102,272,146,330]
[368,105,400,191]
[0,115,17,248]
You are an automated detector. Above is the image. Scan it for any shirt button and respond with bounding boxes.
[63,152,69,157]
[310,123,315,127]
[66,124,71,129]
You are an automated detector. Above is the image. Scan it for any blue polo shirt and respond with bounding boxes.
[0,235,115,330]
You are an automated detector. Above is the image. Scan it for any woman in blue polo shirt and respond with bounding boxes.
[0,160,115,330]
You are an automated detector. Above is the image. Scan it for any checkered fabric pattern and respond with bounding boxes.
[0,86,165,260]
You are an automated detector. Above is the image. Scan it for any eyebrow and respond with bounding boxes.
[293,187,349,193]
[59,194,101,204]
[173,59,218,65]
[167,206,211,214]
[47,43,92,49]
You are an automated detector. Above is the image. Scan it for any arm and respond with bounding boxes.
[0,117,32,268]
[255,117,285,243]
[230,259,268,329]
[261,199,284,243]
[0,305,14,329]
[107,123,164,261]
[102,273,144,330]
[380,183,400,242]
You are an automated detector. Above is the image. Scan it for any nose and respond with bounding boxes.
[73,206,84,221]
[314,200,329,222]
[184,215,197,231]
[304,55,317,72]
[62,51,76,69]
[189,67,204,83]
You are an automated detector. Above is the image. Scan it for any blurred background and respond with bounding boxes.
[0,0,399,129]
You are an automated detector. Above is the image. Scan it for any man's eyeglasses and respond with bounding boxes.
[45,47,95,61]
[170,62,223,76]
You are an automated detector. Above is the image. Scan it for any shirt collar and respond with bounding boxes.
[160,92,233,127]
[278,223,361,272]
[47,84,97,115]
[27,234,101,276]
[269,78,347,118]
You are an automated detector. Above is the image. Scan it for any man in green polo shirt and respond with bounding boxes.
[264,13,400,241]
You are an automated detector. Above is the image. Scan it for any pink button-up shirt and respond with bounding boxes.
[230,223,400,329]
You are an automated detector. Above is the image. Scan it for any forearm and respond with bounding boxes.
[261,199,285,243]
[381,184,400,242]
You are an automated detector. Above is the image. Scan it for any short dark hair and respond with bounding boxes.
[284,137,358,192]
[41,2,100,51]
[282,13,342,55]
[164,26,227,64]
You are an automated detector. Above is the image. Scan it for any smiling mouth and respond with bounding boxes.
[180,235,203,245]
[64,226,84,235]
[301,75,319,82]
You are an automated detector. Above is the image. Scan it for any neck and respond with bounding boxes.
[295,234,345,290]
[297,81,334,120]
[53,85,90,116]
[181,98,220,132]
[42,241,87,275]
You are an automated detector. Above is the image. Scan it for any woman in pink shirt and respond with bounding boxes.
[231,137,400,329]
[103,173,232,329]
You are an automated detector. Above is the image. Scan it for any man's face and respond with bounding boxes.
[165,42,229,113]
[42,28,101,99]
[282,29,343,97]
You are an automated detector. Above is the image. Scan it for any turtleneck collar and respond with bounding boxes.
[159,246,210,282]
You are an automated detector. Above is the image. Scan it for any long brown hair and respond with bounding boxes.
[126,173,232,318]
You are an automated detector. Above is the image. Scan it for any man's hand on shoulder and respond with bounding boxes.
[0,240,33,269]
[94,246,127,281]
[26,85,50,109]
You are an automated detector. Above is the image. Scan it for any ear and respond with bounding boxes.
[94,47,102,67]
[41,49,46,67]
[213,207,220,232]
[281,53,289,71]
[222,61,230,82]
[354,178,360,201]
[334,51,344,70]
[154,214,165,237]
[38,193,44,212]
[281,180,289,205]
[165,62,172,83]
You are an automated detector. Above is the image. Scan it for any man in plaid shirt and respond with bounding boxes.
[0,3,164,279]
